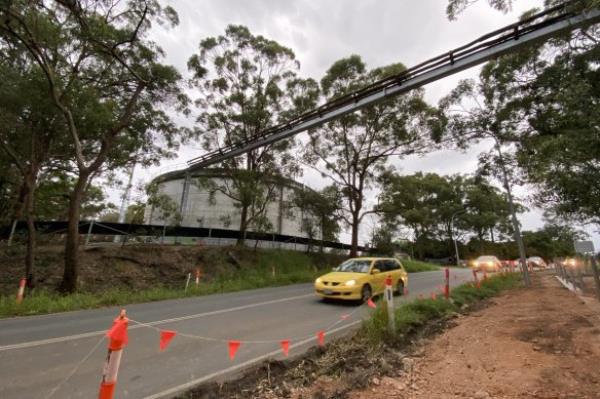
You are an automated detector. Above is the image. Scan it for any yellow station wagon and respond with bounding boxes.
[314,257,408,302]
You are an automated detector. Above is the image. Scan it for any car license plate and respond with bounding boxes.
[323,289,333,295]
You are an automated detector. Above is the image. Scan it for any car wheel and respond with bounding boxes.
[361,284,372,303]
[395,280,405,296]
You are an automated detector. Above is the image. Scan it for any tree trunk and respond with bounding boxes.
[59,176,87,293]
[350,213,359,257]
[478,230,484,254]
[237,204,249,246]
[24,177,36,288]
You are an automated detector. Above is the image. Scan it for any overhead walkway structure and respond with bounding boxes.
[186,2,600,169]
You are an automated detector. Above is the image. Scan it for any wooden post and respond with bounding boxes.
[85,220,94,246]
[185,273,191,292]
[7,220,17,246]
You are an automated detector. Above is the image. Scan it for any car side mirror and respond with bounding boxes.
[371,268,381,274]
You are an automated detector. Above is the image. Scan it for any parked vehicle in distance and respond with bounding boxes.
[470,255,502,272]
[527,256,547,269]
[314,257,408,303]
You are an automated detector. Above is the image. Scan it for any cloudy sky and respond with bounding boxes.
[124,0,599,249]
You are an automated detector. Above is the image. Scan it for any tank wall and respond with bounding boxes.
[144,175,321,239]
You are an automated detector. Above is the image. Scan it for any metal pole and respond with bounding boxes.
[7,219,17,246]
[495,142,531,287]
[114,163,136,244]
[450,210,464,267]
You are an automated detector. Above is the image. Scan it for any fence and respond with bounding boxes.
[554,257,600,301]
[0,220,371,253]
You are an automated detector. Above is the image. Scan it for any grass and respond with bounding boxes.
[0,250,452,318]
[0,249,330,318]
[402,259,440,273]
[361,272,522,345]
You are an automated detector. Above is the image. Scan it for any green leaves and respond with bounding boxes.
[188,25,317,238]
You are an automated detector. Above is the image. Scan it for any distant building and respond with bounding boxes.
[144,168,322,239]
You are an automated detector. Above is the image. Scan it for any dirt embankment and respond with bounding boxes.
[0,245,342,295]
[346,273,600,399]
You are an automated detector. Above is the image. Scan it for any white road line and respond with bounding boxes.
[0,293,313,352]
[143,319,363,399]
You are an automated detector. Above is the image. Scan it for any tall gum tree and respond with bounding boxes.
[0,53,62,285]
[188,25,319,245]
[304,55,444,257]
[0,1,189,292]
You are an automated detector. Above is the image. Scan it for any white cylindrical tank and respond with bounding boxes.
[144,168,322,240]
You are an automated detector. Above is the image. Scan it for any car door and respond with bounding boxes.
[385,259,401,286]
[371,260,387,295]
[396,260,408,285]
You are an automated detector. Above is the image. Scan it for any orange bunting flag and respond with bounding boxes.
[367,298,377,309]
[317,331,325,346]
[228,340,241,360]
[431,292,437,300]
[280,340,290,357]
[340,314,350,320]
[159,330,177,351]
[106,318,128,347]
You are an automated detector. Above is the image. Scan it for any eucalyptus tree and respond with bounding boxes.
[0,44,64,284]
[439,67,533,284]
[0,1,189,292]
[291,185,342,247]
[188,25,319,245]
[304,55,444,257]
[485,23,600,227]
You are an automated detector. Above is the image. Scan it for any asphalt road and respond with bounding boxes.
[0,268,475,399]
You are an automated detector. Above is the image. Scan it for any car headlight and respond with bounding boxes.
[315,277,322,284]
[345,280,356,287]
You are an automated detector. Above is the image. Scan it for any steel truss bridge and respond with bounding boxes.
[186,1,600,170]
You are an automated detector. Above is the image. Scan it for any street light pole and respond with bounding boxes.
[451,210,465,267]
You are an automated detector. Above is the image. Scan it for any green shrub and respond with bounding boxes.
[402,259,440,273]
[361,273,521,345]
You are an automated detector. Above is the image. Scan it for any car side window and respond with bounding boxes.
[373,260,386,272]
[386,260,400,271]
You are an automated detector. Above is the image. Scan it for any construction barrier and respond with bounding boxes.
[99,310,128,399]
[384,275,395,333]
[195,268,201,287]
[16,277,26,304]
[444,267,450,299]
[472,269,480,289]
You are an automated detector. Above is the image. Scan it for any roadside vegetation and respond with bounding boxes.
[401,259,440,273]
[361,272,521,344]
[0,247,339,318]
[178,272,523,398]
[0,247,448,318]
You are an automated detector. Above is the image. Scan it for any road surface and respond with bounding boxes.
[0,268,475,399]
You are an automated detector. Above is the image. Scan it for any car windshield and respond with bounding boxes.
[334,259,371,273]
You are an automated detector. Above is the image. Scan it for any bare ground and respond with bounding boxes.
[343,273,600,399]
